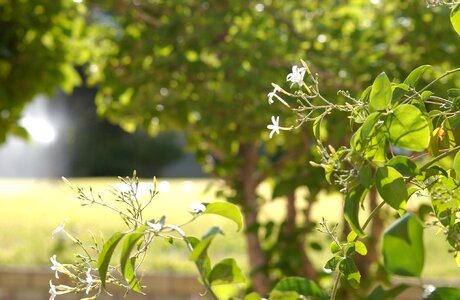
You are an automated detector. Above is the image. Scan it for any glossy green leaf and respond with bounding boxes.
[98,232,126,288]
[376,166,407,211]
[387,156,419,177]
[189,226,223,261]
[403,65,431,88]
[208,258,245,285]
[270,277,328,299]
[369,72,392,112]
[324,256,343,273]
[344,184,368,237]
[451,4,460,35]
[453,151,460,182]
[204,202,243,232]
[339,258,361,289]
[120,227,147,292]
[424,287,460,300]
[383,104,430,151]
[355,241,368,256]
[383,213,424,276]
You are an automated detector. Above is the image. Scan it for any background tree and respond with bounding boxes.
[0,0,86,142]
[1,0,459,295]
[84,0,459,294]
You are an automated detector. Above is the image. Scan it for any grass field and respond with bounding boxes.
[0,178,458,281]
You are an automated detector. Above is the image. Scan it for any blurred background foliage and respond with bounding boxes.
[0,0,459,296]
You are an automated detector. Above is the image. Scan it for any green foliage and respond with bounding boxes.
[271,48,460,298]
[98,231,126,288]
[369,72,392,113]
[204,202,244,232]
[375,166,407,212]
[189,226,223,262]
[382,213,425,277]
[424,287,460,300]
[344,184,367,237]
[269,277,327,300]
[0,0,86,142]
[207,258,246,286]
[450,4,460,35]
[382,104,431,151]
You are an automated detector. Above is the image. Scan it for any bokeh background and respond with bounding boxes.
[1,0,459,299]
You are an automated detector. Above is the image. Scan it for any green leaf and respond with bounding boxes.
[244,292,263,300]
[376,166,407,211]
[339,258,361,289]
[359,164,373,189]
[383,213,424,276]
[383,104,430,151]
[120,227,147,292]
[355,241,368,256]
[392,83,409,104]
[403,65,431,88]
[313,117,322,142]
[207,258,246,285]
[367,284,410,300]
[451,4,460,35]
[204,202,243,232]
[122,257,143,292]
[330,241,340,254]
[98,232,126,288]
[344,184,368,237]
[387,156,419,177]
[369,72,392,112]
[189,226,223,261]
[324,256,343,273]
[453,151,460,182]
[424,287,460,300]
[360,112,381,142]
[270,277,328,299]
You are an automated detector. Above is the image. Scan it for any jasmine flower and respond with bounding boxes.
[286,65,306,88]
[190,202,206,214]
[85,268,93,294]
[52,220,66,236]
[50,255,61,279]
[49,281,57,300]
[147,221,162,233]
[267,116,280,139]
[267,84,281,105]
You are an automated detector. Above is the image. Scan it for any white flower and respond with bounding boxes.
[267,84,281,105]
[147,221,162,233]
[49,281,57,300]
[267,116,280,139]
[85,268,93,294]
[52,220,66,236]
[190,202,206,214]
[286,65,306,88]
[50,255,61,279]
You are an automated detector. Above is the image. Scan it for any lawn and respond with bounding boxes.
[0,177,458,281]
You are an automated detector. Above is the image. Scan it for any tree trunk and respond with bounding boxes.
[238,143,270,295]
[282,192,317,280]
